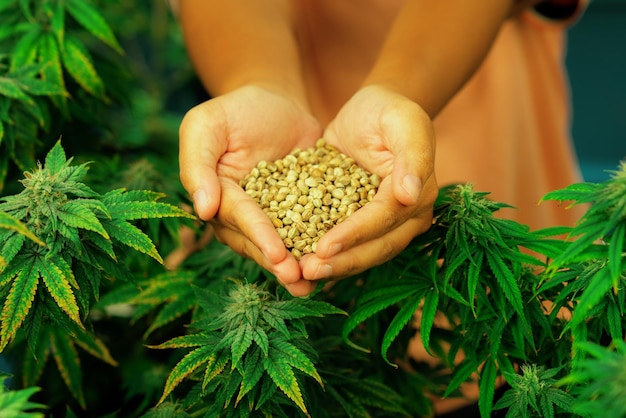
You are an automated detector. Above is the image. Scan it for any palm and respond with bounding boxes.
[212,86,322,181]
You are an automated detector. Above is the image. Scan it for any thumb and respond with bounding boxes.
[179,103,225,220]
[388,104,435,207]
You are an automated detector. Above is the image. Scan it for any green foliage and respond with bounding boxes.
[494,364,574,417]
[560,340,626,417]
[0,0,126,190]
[0,141,193,407]
[1,1,624,416]
[149,281,344,416]
[0,373,46,417]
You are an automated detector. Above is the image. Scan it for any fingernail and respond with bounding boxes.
[192,189,207,216]
[314,263,333,280]
[402,175,422,203]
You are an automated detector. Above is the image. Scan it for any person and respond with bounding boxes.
[172,1,588,415]
[175,0,588,299]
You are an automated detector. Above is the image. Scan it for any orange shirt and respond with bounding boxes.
[434,7,588,230]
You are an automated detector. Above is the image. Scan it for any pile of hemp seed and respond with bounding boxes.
[240,139,380,259]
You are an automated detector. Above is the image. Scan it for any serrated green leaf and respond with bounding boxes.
[0,211,44,246]
[486,251,523,316]
[8,25,40,73]
[269,336,322,386]
[43,140,66,174]
[342,282,419,352]
[252,327,269,356]
[271,299,346,319]
[381,295,424,367]
[104,219,162,263]
[229,322,254,370]
[106,200,195,221]
[260,308,290,338]
[70,323,117,366]
[608,223,625,286]
[569,267,612,329]
[0,257,39,351]
[420,288,439,354]
[158,345,213,404]
[147,333,217,350]
[263,350,307,414]
[56,199,109,238]
[49,1,65,45]
[38,32,68,115]
[65,0,123,54]
[478,356,497,418]
[0,77,30,101]
[236,347,264,405]
[0,254,25,289]
[50,327,85,408]
[144,296,195,338]
[0,383,46,416]
[83,229,115,260]
[22,327,51,388]
[60,35,105,99]
[16,76,65,96]
[202,352,229,391]
[541,182,601,204]
[444,358,478,398]
[36,256,82,328]
[132,271,194,305]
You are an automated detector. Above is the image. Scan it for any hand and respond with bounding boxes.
[297,85,439,290]
[179,85,322,296]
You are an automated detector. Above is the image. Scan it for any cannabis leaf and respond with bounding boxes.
[494,364,574,418]
[560,340,626,418]
[0,373,46,417]
[0,140,193,405]
[151,281,345,415]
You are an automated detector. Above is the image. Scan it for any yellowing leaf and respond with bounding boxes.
[65,0,123,54]
[158,345,213,405]
[263,351,307,414]
[106,200,195,221]
[0,257,39,351]
[60,35,105,99]
[38,33,68,115]
[71,323,117,367]
[104,219,162,263]
[50,327,85,409]
[269,337,322,386]
[8,26,41,73]
[202,353,229,391]
[0,77,30,102]
[37,257,83,328]
[0,211,44,246]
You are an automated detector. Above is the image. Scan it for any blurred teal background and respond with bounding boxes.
[567,0,626,181]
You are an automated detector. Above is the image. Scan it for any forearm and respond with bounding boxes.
[179,0,307,105]
[363,0,532,118]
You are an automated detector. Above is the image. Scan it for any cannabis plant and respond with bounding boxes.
[0,141,193,408]
[0,0,125,190]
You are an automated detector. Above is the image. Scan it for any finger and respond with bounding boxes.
[179,102,227,220]
[212,221,303,287]
[218,179,299,265]
[385,103,436,206]
[312,179,409,258]
[300,216,429,280]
